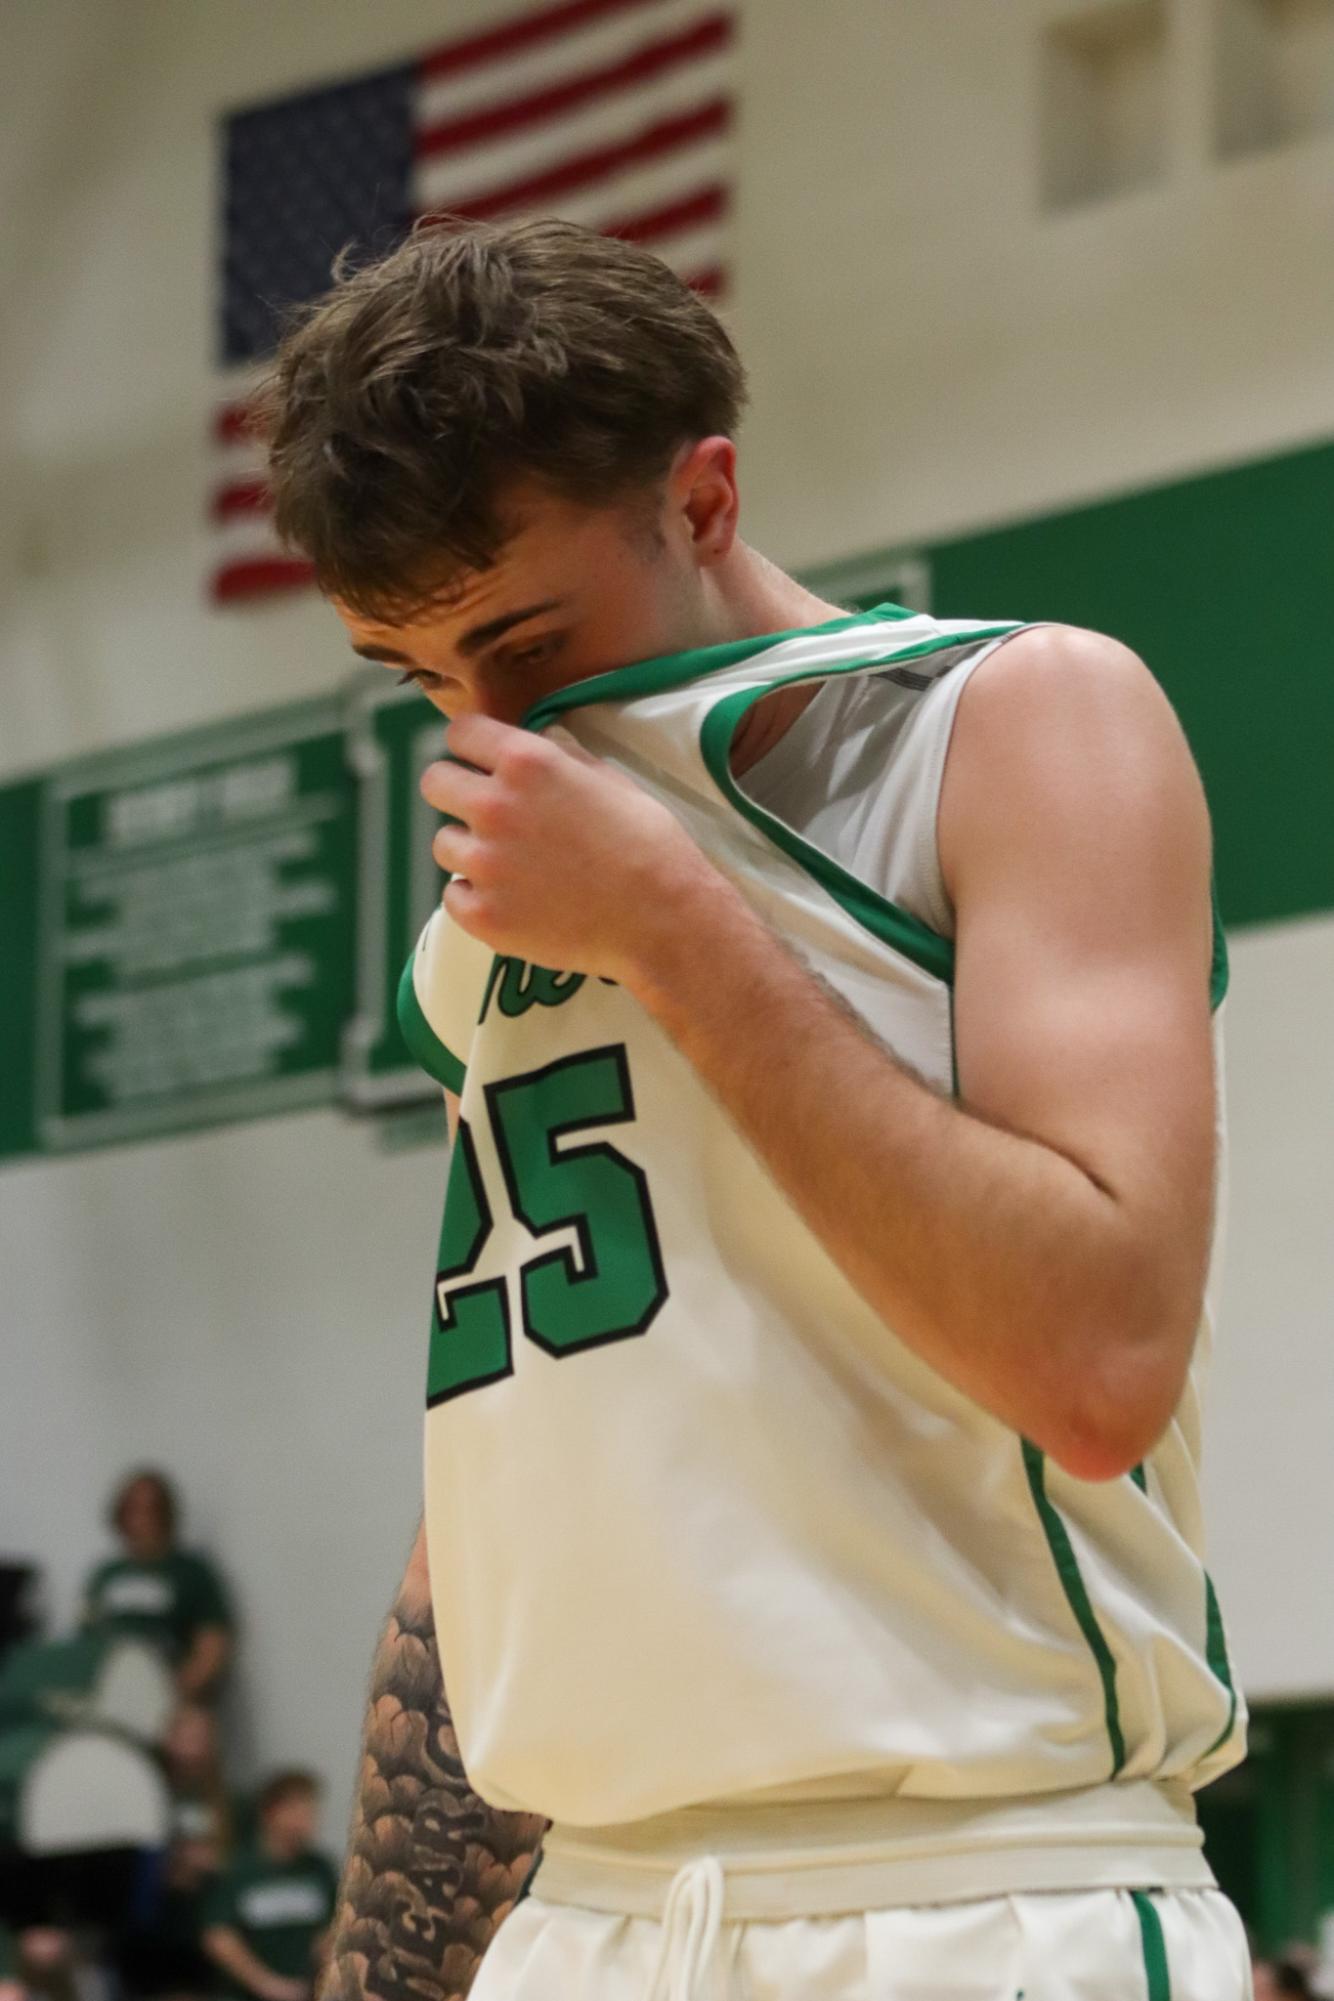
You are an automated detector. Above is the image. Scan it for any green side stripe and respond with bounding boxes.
[1202,1570,1239,1760]
[396,950,467,1094]
[1131,1891,1172,2001]
[1021,1440,1126,1777]
[520,602,919,732]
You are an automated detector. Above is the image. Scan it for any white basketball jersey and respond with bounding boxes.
[399,604,1244,1829]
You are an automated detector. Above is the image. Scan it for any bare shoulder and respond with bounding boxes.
[940,622,1211,903]
[955,620,1179,739]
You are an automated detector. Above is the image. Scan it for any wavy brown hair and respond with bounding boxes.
[252,217,747,621]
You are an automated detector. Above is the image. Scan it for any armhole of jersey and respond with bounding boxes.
[396,948,467,1094]
[699,623,1229,1020]
[697,625,1022,985]
[1209,875,1229,1013]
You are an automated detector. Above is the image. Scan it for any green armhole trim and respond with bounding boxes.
[1131,1890,1172,2001]
[1210,875,1229,1011]
[520,602,920,731]
[1021,1440,1127,1778]
[396,950,467,1094]
[1129,1461,1148,1493]
[1201,1570,1240,1761]
[697,627,1023,982]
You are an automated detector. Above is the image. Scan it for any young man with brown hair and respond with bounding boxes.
[258,218,1246,1999]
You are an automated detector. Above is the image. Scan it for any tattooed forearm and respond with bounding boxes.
[321,1548,547,2001]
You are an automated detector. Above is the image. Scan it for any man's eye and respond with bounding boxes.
[507,636,563,670]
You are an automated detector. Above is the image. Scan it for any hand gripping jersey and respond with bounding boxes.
[399,605,1244,1832]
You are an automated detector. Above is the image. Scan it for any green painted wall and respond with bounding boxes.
[924,439,1334,932]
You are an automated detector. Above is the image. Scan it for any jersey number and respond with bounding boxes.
[428,1045,668,1405]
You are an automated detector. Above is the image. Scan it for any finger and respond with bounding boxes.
[420,757,492,825]
[442,872,489,939]
[445,711,529,771]
[432,823,484,878]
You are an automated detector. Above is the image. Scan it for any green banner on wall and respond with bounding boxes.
[341,675,447,1110]
[31,699,356,1151]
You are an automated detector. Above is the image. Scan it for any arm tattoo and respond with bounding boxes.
[322,1584,547,2001]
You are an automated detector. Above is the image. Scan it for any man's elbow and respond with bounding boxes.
[1042,1309,1196,1484]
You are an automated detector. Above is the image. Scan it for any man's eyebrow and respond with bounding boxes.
[349,599,567,670]
[350,642,413,666]
[455,599,567,657]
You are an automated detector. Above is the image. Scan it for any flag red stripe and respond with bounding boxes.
[212,479,272,522]
[214,402,257,445]
[211,557,315,604]
[419,0,674,83]
[420,96,729,224]
[599,179,726,244]
[684,261,725,295]
[416,14,731,160]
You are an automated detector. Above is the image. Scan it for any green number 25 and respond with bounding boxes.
[427,1045,668,1406]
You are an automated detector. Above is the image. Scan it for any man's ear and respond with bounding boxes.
[672,435,739,564]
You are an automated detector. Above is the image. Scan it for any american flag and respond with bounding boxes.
[211,0,737,605]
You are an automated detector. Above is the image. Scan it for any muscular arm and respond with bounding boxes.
[322,1521,547,2001]
[623,628,1218,1481]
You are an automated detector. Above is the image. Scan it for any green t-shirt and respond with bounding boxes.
[82,1549,233,1664]
[203,1844,336,1992]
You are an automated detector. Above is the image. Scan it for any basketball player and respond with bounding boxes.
[257,220,1248,1999]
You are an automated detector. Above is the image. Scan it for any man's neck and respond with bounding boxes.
[719,543,848,776]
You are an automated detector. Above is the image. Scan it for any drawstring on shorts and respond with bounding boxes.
[646,1856,725,2001]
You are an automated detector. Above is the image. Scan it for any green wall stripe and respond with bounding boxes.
[396,950,467,1095]
[1021,1440,1127,1778]
[915,436,1334,932]
[1131,1890,1172,2001]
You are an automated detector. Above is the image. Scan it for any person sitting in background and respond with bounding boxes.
[200,1772,334,2001]
[116,1703,234,2000]
[0,1929,81,2001]
[1252,1954,1319,2000]
[82,1471,234,1709]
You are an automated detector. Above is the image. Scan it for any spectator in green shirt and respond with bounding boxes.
[82,1469,234,1705]
[201,1772,335,2001]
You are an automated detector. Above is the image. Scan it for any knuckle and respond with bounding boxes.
[482,788,519,836]
[503,733,544,779]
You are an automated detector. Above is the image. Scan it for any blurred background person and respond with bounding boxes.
[1253,1954,1320,2001]
[200,1772,333,2001]
[82,1472,234,1716]
[115,1703,235,2001]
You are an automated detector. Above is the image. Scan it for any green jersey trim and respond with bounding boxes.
[697,628,1022,982]
[1021,1440,1127,1779]
[524,607,1229,1011]
[520,602,919,733]
[1201,1571,1239,1761]
[1210,877,1229,1011]
[397,949,467,1094]
[1131,1891,1172,2001]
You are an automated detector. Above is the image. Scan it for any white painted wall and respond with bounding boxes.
[2,0,1332,1823]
